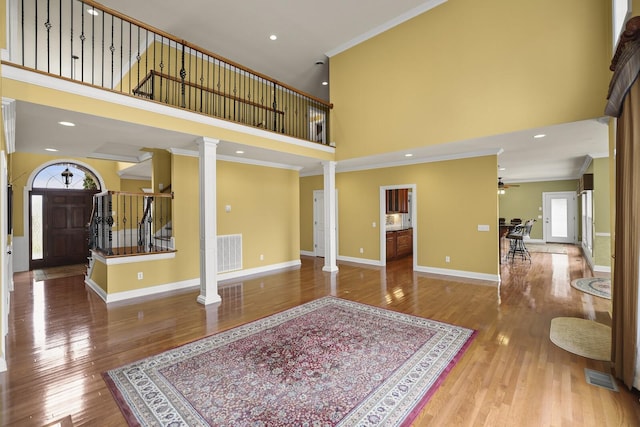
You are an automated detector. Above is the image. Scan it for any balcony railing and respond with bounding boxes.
[7,0,332,144]
[89,190,174,257]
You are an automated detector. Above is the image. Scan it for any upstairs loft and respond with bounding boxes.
[2,0,333,148]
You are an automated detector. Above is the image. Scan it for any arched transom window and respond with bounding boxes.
[32,162,101,190]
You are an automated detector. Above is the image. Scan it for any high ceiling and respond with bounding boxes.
[11,0,610,182]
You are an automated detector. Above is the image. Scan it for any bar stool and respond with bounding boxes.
[507,219,535,262]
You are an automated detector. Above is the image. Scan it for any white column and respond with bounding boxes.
[322,161,338,272]
[197,137,221,305]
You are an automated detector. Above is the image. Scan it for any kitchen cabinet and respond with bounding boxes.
[385,189,409,213]
[386,228,413,260]
[386,232,396,260]
[396,229,413,258]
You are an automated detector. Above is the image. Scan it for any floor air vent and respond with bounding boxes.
[584,368,619,392]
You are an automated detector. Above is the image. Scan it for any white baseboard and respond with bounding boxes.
[337,255,384,267]
[217,260,301,282]
[414,265,500,283]
[300,250,315,257]
[0,355,6,372]
[85,260,302,303]
[594,265,612,273]
[85,277,199,304]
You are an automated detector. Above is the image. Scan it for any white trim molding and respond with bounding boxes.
[337,255,384,267]
[217,260,302,282]
[85,277,199,304]
[414,265,500,283]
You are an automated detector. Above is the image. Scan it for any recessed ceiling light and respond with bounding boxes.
[405,153,413,157]
[235,150,245,154]
[87,8,99,16]
[321,81,328,86]
[498,167,506,171]
[58,121,75,127]
[533,134,546,139]
[269,34,277,41]
[45,148,58,152]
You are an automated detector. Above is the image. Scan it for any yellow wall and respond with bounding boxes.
[170,154,199,274]
[9,152,123,236]
[593,157,611,267]
[120,179,152,193]
[299,175,324,252]
[218,161,300,267]
[301,156,499,275]
[330,0,611,160]
[498,180,578,240]
[148,149,171,193]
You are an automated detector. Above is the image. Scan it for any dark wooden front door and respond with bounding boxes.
[31,189,95,269]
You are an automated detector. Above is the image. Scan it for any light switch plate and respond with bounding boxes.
[477,224,490,232]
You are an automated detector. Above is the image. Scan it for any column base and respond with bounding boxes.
[197,293,222,305]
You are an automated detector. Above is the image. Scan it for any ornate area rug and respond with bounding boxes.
[103,297,475,426]
[571,277,611,299]
[550,317,611,361]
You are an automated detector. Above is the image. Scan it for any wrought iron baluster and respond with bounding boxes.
[100,9,104,87]
[59,0,63,75]
[180,43,186,108]
[80,0,85,81]
[159,36,164,102]
[91,2,94,84]
[45,0,51,73]
[110,14,115,89]
[272,81,277,131]
[120,18,124,93]
[106,194,113,256]
[34,0,38,69]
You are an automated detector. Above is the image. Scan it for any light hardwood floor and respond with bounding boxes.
[1,245,639,426]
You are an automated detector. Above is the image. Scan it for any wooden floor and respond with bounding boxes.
[1,245,639,426]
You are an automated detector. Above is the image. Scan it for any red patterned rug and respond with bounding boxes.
[104,297,475,426]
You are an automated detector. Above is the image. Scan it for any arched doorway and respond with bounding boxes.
[29,162,102,269]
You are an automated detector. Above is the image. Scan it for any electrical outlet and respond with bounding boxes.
[359,248,364,254]
[137,272,143,280]
[445,256,450,263]
[260,254,264,261]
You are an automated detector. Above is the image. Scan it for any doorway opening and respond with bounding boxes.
[380,185,417,269]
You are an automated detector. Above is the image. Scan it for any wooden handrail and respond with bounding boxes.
[96,190,174,198]
[84,0,333,109]
[134,70,286,115]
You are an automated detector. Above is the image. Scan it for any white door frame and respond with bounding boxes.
[313,190,338,257]
[542,191,577,243]
[380,184,417,269]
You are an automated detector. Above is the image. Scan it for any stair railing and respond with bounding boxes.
[6,0,333,143]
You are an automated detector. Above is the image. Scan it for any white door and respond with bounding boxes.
[313,190,338,257]
[313,190,325,257]
[543,191,577,243]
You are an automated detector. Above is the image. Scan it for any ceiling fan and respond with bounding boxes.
[498,177,520,193]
